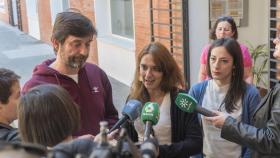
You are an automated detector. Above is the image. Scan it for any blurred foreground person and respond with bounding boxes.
[0,68,21,142]
[0,141,46,158]
[19,84,80,147]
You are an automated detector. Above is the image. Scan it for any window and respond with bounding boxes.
[209,0,248,27]
[110,0,134,39]
[50,0,69,25]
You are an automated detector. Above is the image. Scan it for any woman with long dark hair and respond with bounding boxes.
[189,38,260,158]
[206,36,280,158]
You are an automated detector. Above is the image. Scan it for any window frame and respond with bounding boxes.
[50,0,69,25]
[108,0,135,40]
[94,0,135,51]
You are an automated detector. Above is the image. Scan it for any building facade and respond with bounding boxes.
[0,0,274,89]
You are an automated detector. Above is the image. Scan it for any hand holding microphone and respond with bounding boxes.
[175,93,217,117]
[108,99,142,133]
[141,102,160,141]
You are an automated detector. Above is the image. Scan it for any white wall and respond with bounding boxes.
[188,0,209,86]
[188,0,269,87]
[94,0,136,86]
[26,0,40,39]
[238,0,269,46]
[97,40,135,86]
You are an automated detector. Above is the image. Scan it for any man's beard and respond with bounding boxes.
[67,55,88,69]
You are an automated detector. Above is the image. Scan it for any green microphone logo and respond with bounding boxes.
[175,93,197,113]
[141,102,160,125]
[144,103,154,113]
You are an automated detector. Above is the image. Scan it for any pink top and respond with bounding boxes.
[200,43,252,67]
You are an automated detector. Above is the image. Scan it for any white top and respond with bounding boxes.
[65,74,78,83]
[134,92,172,144]
[49,63,78,83]
[202,80,242,158]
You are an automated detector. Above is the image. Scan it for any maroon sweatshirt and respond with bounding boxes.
[22,59,118,136]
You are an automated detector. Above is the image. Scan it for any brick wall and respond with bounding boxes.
[0,0,10,24]
[37,0,52,44]
[134,0,184,71]
[20,0,28,33]
[134,0,151,56]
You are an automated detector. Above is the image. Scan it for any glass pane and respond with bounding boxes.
[110,0,134,39]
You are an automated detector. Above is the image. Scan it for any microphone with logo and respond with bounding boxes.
[175,93,217,117]
[141,102,160,141]
[108,99,142,134]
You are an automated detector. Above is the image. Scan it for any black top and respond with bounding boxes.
[222,83,280,158]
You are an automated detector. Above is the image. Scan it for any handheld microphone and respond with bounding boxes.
[117,128,141,158]
[140,138,159,158]
[175,93,217,117]
[141,102,160,141]
[108,99,142,133]
[90,121,113,158]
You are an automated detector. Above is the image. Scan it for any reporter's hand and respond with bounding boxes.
[77,134,95,140]
[205,111,228,128]
[107,129,119,140]
[94,129,119,143]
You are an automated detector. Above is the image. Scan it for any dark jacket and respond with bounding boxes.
[0,123,20,142]
[22,59,118,136]
[125,90,202,158]
[221,83,280,158]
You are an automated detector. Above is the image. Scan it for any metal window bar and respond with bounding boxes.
[16,0,22,30]
[151,35,182,42]
[152,22,182,27]
[150,0,155,42]
[149,0,190,88]
[269,0,279,87]
[150,8,182,12]
[168,0,174,53]
[149,0,183,53]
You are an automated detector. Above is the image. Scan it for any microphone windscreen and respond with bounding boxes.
[141,102,160,125]
[175,93,197,113]
[122,99,142,121]
[175,93,217,117]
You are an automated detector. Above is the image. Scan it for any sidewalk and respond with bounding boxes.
[0,21,129,114]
